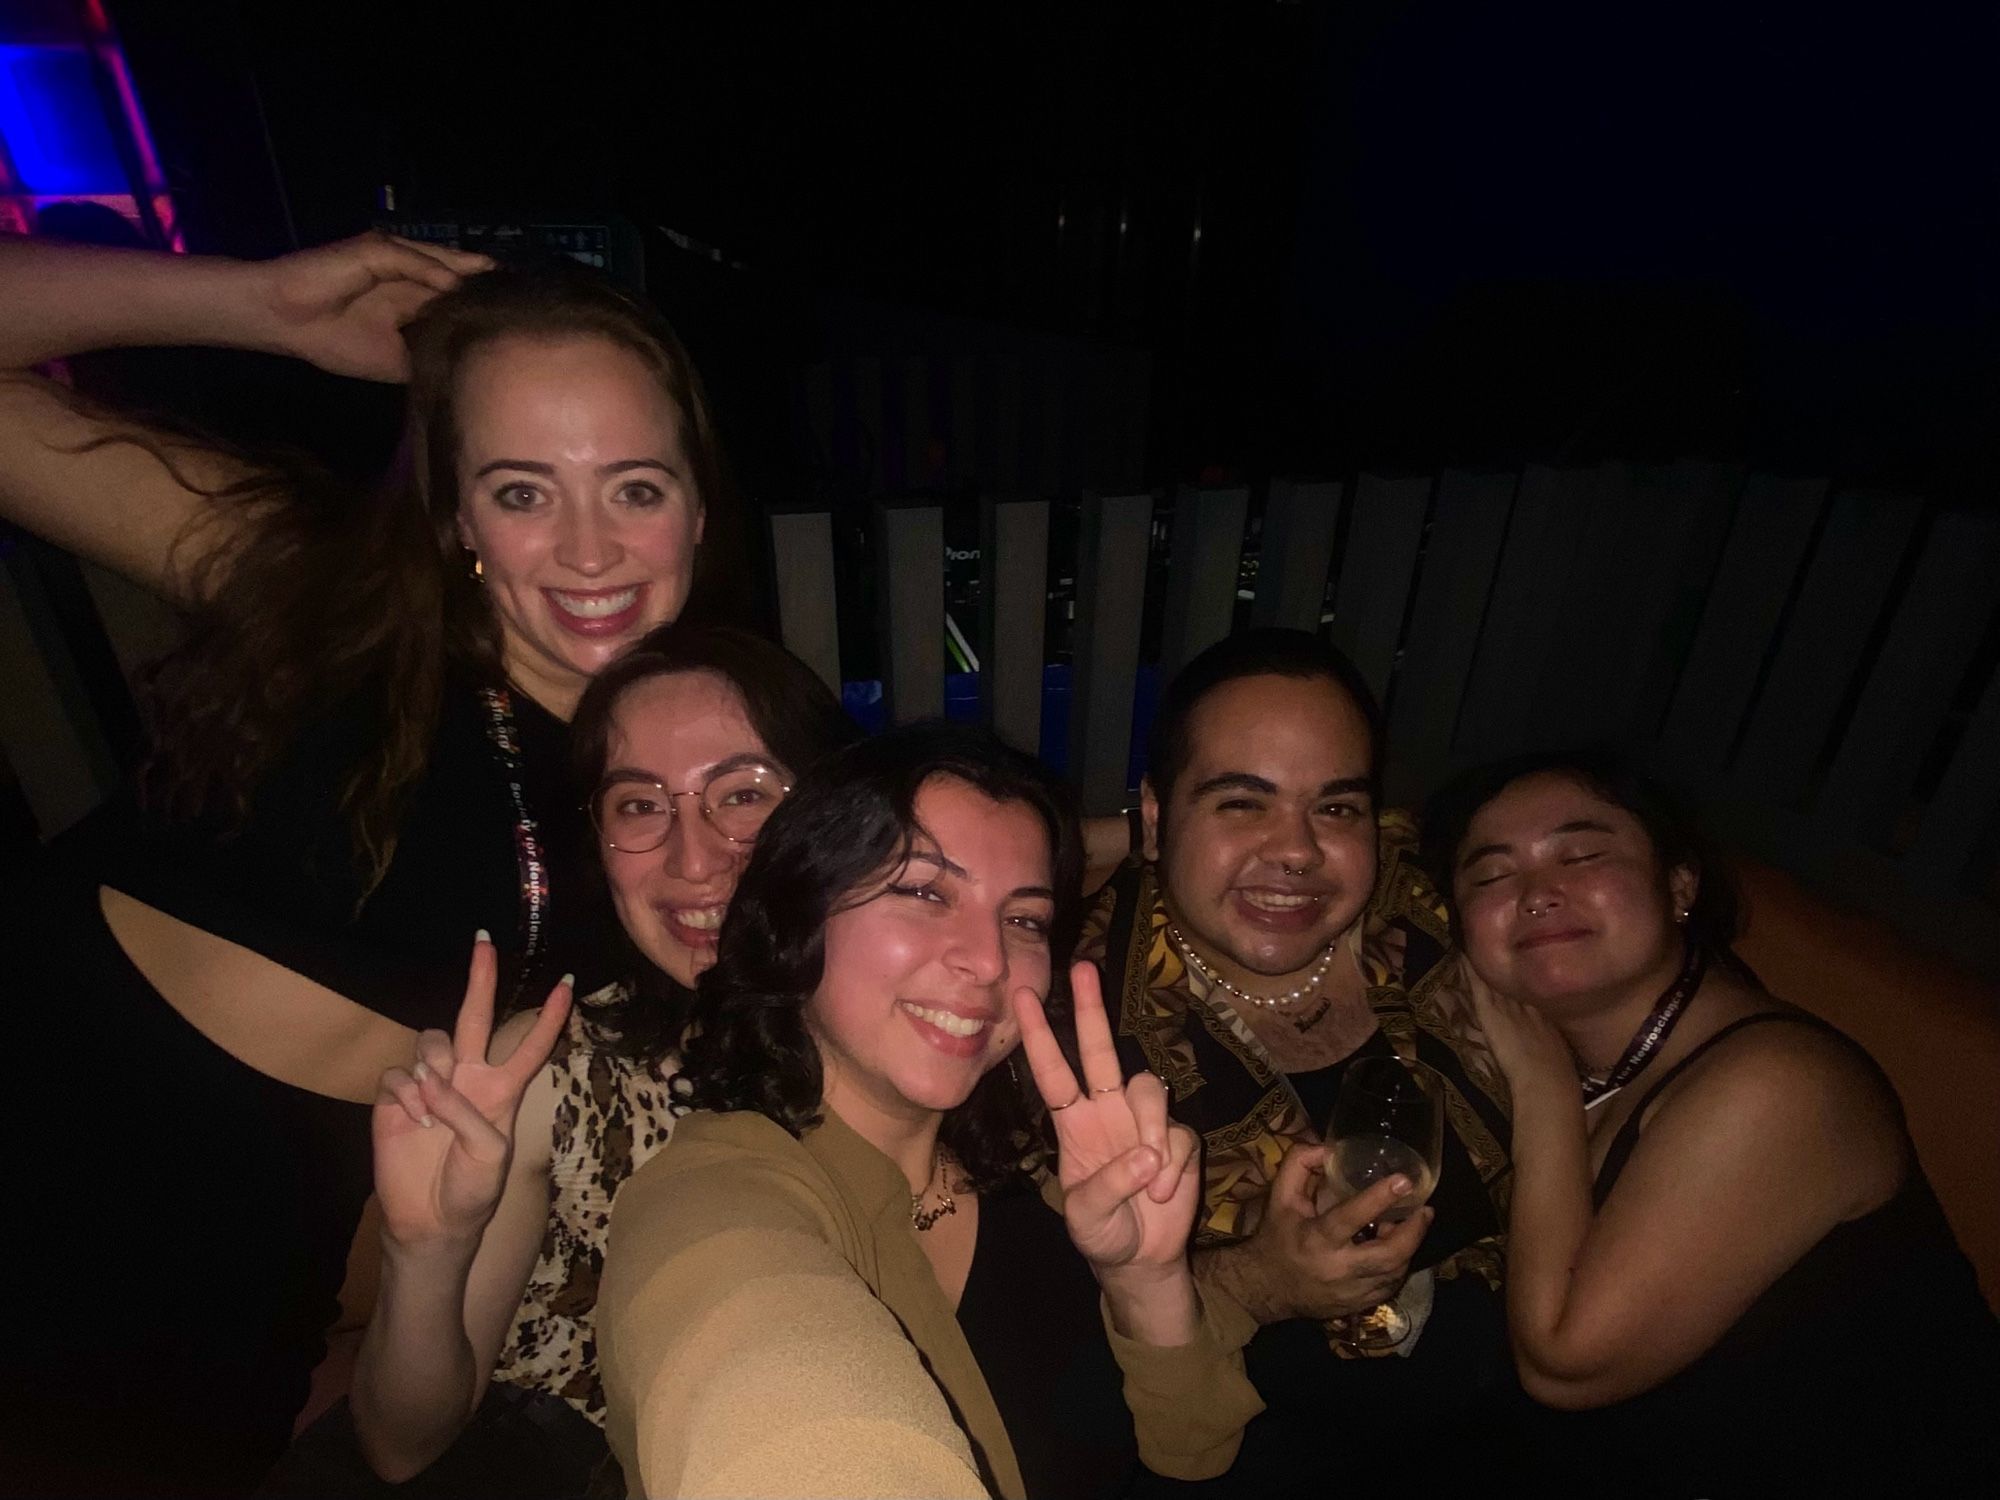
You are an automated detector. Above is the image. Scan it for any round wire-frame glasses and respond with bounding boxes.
[591,761,790,853]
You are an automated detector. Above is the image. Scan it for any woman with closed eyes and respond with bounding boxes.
[1425,751,1999,1497]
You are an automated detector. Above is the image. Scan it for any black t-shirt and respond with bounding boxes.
[100,676,616,1023]
[1203,1041,1528,1497]
[0,677,619,1496]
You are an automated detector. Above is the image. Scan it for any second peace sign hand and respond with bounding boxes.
[1011,961,1203,1275]
[374,933,573,1250]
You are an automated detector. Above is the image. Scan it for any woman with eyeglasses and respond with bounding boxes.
[599,722,1261,1498]
[0,233,738,1494]
[265,624,859,1497]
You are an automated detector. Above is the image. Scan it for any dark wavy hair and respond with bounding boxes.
[680,720,1085,1193]
[132,251,730,896]
[566,622,860,1065]
[1146,626,1384,804]
[1419,749,1742,961]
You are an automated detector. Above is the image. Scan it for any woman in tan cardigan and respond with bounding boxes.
[599,722,1264,1498]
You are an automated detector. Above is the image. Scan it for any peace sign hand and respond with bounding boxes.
[1012,962,1203,1277]
[373,933,573,1251]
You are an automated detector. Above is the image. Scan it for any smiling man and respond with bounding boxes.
[1080,628,1522,1488]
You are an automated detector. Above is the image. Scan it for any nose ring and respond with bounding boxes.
[1524,899,1548,917]
[1282,863,1308,877]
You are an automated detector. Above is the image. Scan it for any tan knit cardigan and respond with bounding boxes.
[599,1108,1263,1498]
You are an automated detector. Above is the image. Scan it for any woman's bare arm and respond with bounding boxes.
[0,374,249,600]
[350,1010,560,1481]
[0,234,487,597]
[1502,1022,1901,1408]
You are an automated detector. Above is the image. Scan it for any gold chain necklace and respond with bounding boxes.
[910,1145,957,1232]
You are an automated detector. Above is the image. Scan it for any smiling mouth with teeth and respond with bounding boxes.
[550,587,640,618]
[899,1002,990,1039]
[1239,891,1322,912]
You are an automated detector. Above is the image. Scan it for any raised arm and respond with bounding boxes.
[349,938,574,1482]
[1012,963,1267,1480]
[599,1123,990,1499]
[0,233,486,597]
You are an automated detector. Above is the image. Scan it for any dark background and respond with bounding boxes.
[105,0,2000,506]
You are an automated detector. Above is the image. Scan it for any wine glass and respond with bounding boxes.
[1322,1055,1445,1350]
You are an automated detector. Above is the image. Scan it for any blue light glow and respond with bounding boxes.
[0,44,127,195]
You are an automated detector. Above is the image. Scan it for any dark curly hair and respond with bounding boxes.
[679,719,1085,1193]
[1419,748,1742,962]
[565,622,861,1063]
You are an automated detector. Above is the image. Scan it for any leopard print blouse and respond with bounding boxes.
[490,988,679,1425]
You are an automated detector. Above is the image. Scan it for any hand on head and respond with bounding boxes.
[1011,962,1202,1275]
[261,232,494,382]
[373,932,572,1250]
[1457,952,1574,1090]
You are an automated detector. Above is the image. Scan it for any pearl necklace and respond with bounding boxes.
[1167,924,1340,1011]
[910,1145,956,1232]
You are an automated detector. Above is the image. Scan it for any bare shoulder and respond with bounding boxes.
[1643,996,1905,1206]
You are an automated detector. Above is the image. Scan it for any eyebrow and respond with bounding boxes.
[1457,818,1617,870]
[1187,772,1372,800]
[902,850,1055,904]
[472,457,680,481]
[902,849,966,881]
[598,752,780,787]
[1188,772,1277,798]
[1553,818,1615,836]
[1319,777,1374,799]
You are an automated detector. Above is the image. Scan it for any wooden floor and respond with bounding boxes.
[1732,859,2000,1314]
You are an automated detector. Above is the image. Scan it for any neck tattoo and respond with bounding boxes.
[1290,997,1333,1034]
[1168,923,1341,1011]
[910,1144,957,1232]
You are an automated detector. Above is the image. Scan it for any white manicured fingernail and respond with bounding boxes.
[419,1114,435,1128]
[413,1061,429,1082]
[474,928,492,945]
[560,973,575,989]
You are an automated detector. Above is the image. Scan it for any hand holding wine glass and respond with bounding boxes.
[1321,1055,1446,1348]
[1324,1056,1446,1229]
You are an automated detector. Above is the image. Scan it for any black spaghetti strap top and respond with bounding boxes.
[1594,1011,1827,1208]
[1541,1011,2000,1497]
